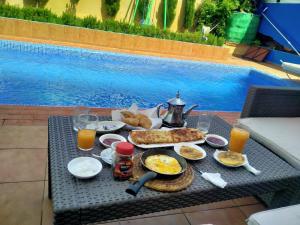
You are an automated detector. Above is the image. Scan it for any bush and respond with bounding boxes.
[183,0,195,30]
[163,0,178,28]
[82,15,99,29]
[0,3,225,46]
[61,11,80,26]
[0,0,5,5]
[104,0,120,17]
[137,0,149,21]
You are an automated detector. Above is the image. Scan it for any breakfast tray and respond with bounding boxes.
[131,153,194,192]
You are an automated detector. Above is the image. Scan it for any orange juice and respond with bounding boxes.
[229,127,250,153]
[77,129,96,151]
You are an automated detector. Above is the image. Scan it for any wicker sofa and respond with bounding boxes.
[238,86,300,207]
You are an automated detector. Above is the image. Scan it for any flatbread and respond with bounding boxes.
[130,128,204,145]
[218,151,245,166]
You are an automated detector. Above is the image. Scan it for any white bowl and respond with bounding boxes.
[99,134,127,148]
[205,134,228,148]
[174,143,206,161]
[67,157,102,179]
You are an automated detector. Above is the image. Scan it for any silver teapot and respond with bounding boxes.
[157,92,198,127]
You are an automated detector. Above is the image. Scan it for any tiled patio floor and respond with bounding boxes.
[0,105,267,225]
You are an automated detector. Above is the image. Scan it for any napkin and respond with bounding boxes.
[201,172,227,188]
[111,103,162,130]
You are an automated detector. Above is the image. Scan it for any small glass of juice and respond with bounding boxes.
[76,113,98,151]
[229,127,250,153]
[77,129,96,151]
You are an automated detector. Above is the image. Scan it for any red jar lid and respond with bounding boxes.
[116,142,134,155]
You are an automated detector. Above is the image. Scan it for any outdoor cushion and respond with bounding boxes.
[247,204,300,225]
[238,117,300,169]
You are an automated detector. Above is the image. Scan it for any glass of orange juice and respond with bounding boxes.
[77,114,98,151]
[229,127,250,153]
[77,129,96,151]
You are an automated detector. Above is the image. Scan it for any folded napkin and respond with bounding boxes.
[201,172,227,188]
[111,103,162,130]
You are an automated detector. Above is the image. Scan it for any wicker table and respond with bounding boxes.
[48,115,300,225]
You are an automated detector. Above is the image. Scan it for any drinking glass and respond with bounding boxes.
[76,114,98,151]
[229,126,250,153]
[72,107,90,131]
[196,114,211,134]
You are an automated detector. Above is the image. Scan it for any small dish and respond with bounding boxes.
[213,150,246,168]
[96,121,125,134]
[99,134,127,148]
[174,143,206,161]
[205,134,228,148]
[67,157,102,179]
[100,148,115,165]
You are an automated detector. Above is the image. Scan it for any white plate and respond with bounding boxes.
[96,121,125,134]
[99,134,127,148]
[174,143,206,161]
[67,157,102,179]
[100,148,115,165]
[213,150,247,168]
[205,134,228,148]
[128,129,205,149]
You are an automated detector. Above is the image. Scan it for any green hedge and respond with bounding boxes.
[0,3,225,46]
[104,0,120,18]
[183,0,195,30]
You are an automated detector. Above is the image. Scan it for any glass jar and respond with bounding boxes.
[113,142,134,181]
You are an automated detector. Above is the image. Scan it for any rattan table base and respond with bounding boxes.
[131,153,194,192]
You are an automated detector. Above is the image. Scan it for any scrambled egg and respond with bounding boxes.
[145,155,182,175]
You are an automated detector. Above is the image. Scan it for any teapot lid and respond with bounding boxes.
[168,91,185,106]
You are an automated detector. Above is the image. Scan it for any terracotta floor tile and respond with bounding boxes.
[120,209,182,220]
[3,119,48,126]
[41,180,53,225]
[0,125,47,149]
[0,181,44,225]
[239,204,266,218]
[120,214,189,225]
[233,197,260,206]
[0,148,47,182]
[185,207,247,225]
[181,200,235,213]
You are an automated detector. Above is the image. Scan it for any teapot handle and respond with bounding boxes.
[156,103,164,118]
[183,104,198,119]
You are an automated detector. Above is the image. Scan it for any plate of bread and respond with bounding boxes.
[128,128,205,149]
[111,104,163,130]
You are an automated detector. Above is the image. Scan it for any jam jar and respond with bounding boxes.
[113,142,134,181]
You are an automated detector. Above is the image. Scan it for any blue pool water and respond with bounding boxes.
[0,40,298,111]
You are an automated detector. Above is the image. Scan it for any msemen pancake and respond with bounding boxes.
[145,154,182,175]
[218,151,245,166]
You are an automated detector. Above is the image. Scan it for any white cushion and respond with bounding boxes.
[247,204,300,225]
[238,117,300,169]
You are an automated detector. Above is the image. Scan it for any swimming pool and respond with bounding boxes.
[0,40,298,111]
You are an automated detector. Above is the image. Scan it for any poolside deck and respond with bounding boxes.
[0,105,268,225]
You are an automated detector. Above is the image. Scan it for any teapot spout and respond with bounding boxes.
[183,104,198,119]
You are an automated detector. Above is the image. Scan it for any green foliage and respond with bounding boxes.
[0,3,225,46]
[82,15,99,29]
[104,0,120,17]
[183,0,195,30]
[194,0,256,37]
[0,0,5,5]
[61,11,80,26]
[137,0,149,20]
[23,0,49,8]
[163,0,178,28]
[194,0,238,37]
